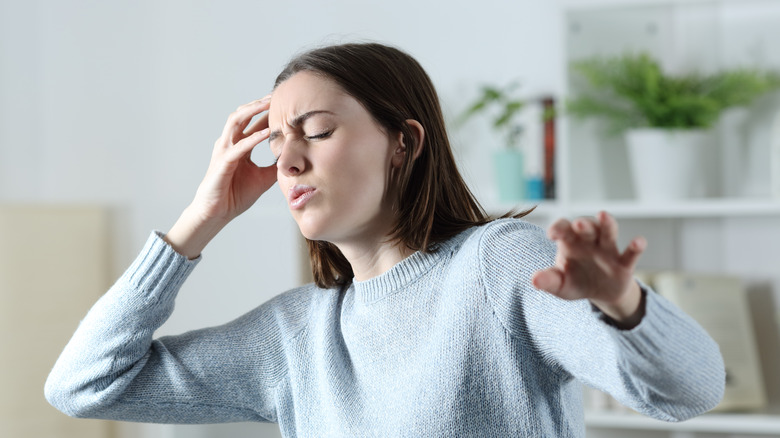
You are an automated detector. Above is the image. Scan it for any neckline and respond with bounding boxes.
[351,227,475,303]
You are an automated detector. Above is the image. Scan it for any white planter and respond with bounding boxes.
[772,111,780,199]
[625,128,711,201]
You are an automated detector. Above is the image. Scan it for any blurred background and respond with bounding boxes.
[2,0,780,437]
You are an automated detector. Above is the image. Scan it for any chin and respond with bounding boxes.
[292,209,347,243]
[297,225,348,247]
[299,230,321,242]
[294,218,327,242]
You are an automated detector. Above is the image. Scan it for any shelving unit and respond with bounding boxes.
[489,193,780,438]
[513,1,780,437]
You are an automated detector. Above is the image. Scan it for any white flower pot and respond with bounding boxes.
[625,129,711,201]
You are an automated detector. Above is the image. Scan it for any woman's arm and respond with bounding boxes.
[479,218,725,422]
[44,233,282,423]
[45,97,282,422]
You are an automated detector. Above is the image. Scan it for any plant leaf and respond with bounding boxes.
[567,51,780,132]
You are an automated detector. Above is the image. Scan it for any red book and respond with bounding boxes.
[542,97,555,199]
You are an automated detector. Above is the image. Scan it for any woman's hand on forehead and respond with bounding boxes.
[163,96,278,259]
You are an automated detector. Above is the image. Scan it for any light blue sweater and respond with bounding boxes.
[45,219,725,437]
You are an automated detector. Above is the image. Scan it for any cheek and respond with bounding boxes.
[335,145,391,186]
[343,160,393,211]
[276,174,290,201]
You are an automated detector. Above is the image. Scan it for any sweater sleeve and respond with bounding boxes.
[479,219,726,422]
[44,232,284,424]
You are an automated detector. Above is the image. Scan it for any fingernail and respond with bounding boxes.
[259,94,271,103]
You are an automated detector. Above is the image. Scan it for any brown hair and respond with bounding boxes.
[274,42,531,288]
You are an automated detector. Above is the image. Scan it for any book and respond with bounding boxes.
[541,97,556,200]
[652,272,767,412]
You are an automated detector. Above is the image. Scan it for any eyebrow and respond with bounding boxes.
[268,110,335,143]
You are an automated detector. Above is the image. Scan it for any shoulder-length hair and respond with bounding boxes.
[274,42,530,288]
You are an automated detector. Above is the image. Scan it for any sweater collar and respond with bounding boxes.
[351,227,475,303]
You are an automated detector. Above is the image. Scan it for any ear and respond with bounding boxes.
[391,119,425,168]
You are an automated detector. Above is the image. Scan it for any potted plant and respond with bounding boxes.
[568,52,780,200]
[458,82,528,202]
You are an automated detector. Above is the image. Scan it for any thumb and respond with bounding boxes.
[532,268,565,295]
[253,163,279,194]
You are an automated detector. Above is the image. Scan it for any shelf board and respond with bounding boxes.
[487,198,780,219]
[486,200,562,217]
[568,198,780,219]
[585,410,780,434]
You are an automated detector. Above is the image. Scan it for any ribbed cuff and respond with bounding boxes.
[120,231,200,305]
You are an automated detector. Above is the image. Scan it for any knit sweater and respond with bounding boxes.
[45,218,725,437]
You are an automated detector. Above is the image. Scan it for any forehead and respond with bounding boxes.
[269,72,350,124]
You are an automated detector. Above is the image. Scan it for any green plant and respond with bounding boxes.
[458,82,526,148]
[567,52,780,135]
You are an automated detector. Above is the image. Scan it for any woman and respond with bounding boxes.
[45,43,725,437]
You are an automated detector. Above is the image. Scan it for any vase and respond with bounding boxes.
[493,148,525,202]
[625,128,711,201]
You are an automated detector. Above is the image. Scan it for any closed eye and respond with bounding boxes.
[305,130,333,141]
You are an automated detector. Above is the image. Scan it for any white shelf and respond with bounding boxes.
[585,411,780,435]
[566,198,780,219]
[489,198,780,220]
[486,199,562,218]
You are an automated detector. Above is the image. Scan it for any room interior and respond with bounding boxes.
[2,1,779,437]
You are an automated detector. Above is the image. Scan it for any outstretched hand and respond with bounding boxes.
[532,211,647,328]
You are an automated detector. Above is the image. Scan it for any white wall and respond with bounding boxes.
[1,1,563,437]
[0,0,565,333]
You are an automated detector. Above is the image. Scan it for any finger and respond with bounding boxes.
[235,105,271,144]
[249,161,279,194]
[243,111,270,137]
[572,217,598,243]
[619,236,647,269]
[532,268,565,296]
[597,211,618,249]
[220,96,272,146]
[226,128,270,161]
[547,218,574,242]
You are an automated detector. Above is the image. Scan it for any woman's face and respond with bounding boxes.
[268,71,401,246]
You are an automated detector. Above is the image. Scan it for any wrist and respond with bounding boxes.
[164,206,228,259]
[590,280,645,329]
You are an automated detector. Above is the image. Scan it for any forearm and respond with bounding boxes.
[164,205,230,260]
[605,289,726,420]
[45,232,198,418]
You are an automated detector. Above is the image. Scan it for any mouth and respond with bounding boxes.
[288,185,317,210]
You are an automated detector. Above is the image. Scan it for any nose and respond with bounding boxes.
[276,139,307,177]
